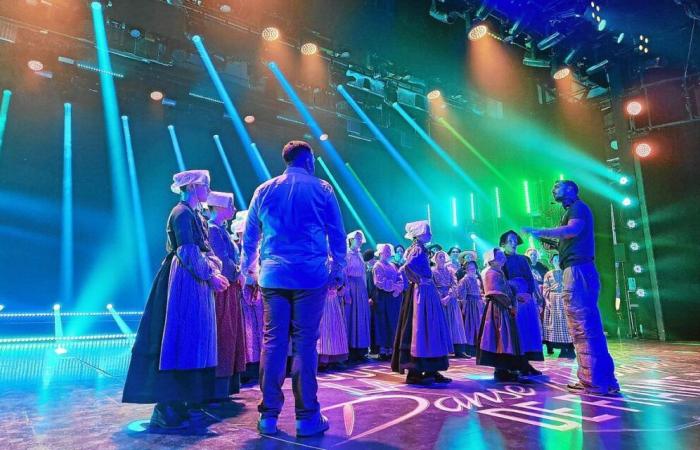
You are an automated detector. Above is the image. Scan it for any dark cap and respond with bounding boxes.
[499,230,523,247]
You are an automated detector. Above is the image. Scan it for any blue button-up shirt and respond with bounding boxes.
[241,166,347,289]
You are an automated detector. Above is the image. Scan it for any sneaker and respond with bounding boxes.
[567,381,617,396]
[296,413,329,437]
[257,415,279,435]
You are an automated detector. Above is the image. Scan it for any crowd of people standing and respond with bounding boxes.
[121,140,619,438]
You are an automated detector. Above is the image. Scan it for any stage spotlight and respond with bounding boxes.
[150,90,164,101]
[619,176,629,185]
[635,142,652,158]
[427,89,441,100]
[598,19,607,31]
[468,24,488,41]
[627,219,638,229]
[610,139,619,150]
[552,67,571,80]
[301,43,318,55]
[28,60,44,71]
[633,264,643,274]
[616,32,625,44]
[537,32,565,50]
[626,101,643,116]
[244,115,255,124]
[622,197,632,207]
[319,133,329,141]
[470,233,477,240]
[219,4,231,13]
[53,303,61,311]
[129,28,142,39]
[55,347,68,355]
[262,27,280,41]
[636,288,647,298]
[106,303,113,310]
[0,304,4,312]
[630,242,640,251]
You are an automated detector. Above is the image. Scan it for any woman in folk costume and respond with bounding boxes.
[317,284,349,372]
[542,253,576,359]
[476,248,526,382]
[456,260,485,357]
[500,230,545,376]
[372,243,405,361]
[391,221,452,385]
[122,170,229,430]
[455,250,478,281]
[364,249,380,355]
[235,210,264,383]
[446,246,462,274]
[432,251,469,358]
[206,191,248,402]
[344,230,371,362]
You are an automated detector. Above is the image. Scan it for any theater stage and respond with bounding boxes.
[1,339,699,449]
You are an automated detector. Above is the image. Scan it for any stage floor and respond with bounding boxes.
[1,340,699,449]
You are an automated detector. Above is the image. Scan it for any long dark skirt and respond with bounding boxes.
[476,299,526,371]
[391,284,449,374]
[373,289,402,350]
[122,254,215,404]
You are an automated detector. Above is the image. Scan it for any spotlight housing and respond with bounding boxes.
[635,142,652,158]
[150,91,164,101]
[619,176,629,185]
[468,24,488,41]
[630,242,640,251]
[319,133,329,141]
[622,197,632,207]
[28,60,44,71]
[552,67,571,80]
[626,101,643,116]
[627,219,638,229]
[301,43,318,55]
[427,89,441,100]
[633,264,643,274]
[262,27,280,41]
[244,115,255,124]
[53,304,61,311]
[636,288,647,297]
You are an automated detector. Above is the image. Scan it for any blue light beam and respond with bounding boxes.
[121,116,152,298]
[392,102,484,198]
[191,35,269,182]
[337,85,437,204]
[0,89,12,154]
[61,104,74,305]
[213,134,247,210]
[268,61,393,240]
[107,304,133,335]
[317,157,375,247]
[167,125,186,171]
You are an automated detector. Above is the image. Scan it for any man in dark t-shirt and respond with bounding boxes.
[523,180,619,396]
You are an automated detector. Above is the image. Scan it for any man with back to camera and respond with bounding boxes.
[240,140,347,436]
[523,179,620,396]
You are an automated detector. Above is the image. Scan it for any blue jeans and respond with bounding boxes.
[562,263,619,391]
[258,285,327,420]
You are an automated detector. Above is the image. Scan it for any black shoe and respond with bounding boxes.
[494,369,519,382]
[149,403,188,430]
[433,372,452,384]
[406,374,434,386]
[521,364,543,376]
[455,352,471,359]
